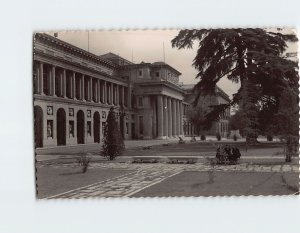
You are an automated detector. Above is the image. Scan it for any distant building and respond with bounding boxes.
[182,84,231,137]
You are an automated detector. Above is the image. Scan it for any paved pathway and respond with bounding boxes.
[44,162,299,199]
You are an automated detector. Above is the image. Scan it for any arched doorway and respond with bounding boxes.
[93,111,100,143]
[57,108,66,146]
[34,106,43,148]
[77,110,85,144]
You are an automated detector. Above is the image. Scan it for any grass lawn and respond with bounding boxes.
[122,141,292,159]
[36,167,133,199]
[132,171,299,197]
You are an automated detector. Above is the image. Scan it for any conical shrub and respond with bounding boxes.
[101,107,125,160]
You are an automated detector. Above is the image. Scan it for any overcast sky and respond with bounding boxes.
[51,29,297,99]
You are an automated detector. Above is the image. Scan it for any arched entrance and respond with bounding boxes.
[57,108,66,146]
[77,110,85,144]
[93,111,100,143]
[34,106,43,148]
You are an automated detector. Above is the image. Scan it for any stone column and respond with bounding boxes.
[172,99,177,137]
[176,100,180,136]
[97,79,100,103]
[121,86,125,107]
[180,101,183,135]
[72,72,76,99]
[167,97,172,138]
[81,74,85,101]
[94,79,97,102]
[103,81,107,104]
[62,69,66,98]
[110,83,114,105]
[38,62,44,94]
[143,96,153,139]
[78,74,81,100]
[128,85,131,108]
[163,96,168,138]
[89,77,92,102]
[116,85,119,106]
[157,95,164,139]
[59,71,63,97]
[51,65,56,96]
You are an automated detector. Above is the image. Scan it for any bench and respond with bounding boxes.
[132,156,162,163]
[167,156,198,164]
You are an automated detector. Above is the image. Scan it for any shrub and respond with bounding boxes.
[216,145,241,164]
[233,135,237,141]
[200,135,206,141]
[216,132,221,141]
[77,154,90,173]
[102,107,125,160]
[267,135,273,141]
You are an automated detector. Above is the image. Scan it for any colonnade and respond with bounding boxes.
[156,95,183,138]
[34,61,129,107]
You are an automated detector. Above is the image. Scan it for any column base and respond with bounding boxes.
[156,136,165,140]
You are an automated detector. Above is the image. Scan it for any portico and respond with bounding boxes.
[133,81,185,140]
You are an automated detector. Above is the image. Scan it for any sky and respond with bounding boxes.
[50,29,298,99]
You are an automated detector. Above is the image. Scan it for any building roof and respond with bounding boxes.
[35,33,117,69]
[99,52,134,66]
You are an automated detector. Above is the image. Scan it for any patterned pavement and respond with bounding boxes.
[44,162,299,199]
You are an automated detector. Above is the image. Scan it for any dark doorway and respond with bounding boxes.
[131,123,135,139]
[57,108,66,146]
[93,111,100,143]
[77,110,85,144]
[34,106,43,148]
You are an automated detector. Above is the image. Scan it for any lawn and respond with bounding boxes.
[132,171,299,197]
[36,166,134,199]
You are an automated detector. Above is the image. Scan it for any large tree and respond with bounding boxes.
[172,29,298,142]
[186,103,209,135]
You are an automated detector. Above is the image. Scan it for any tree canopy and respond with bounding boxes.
[172,28,299,139]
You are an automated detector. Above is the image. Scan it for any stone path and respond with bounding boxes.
[44,163,299,199]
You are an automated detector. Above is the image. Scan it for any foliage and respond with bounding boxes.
[186,103,209,134]
[101,107,125,160]
[77,154,90,173]
[200,135,206,141]
[216,132,221,141]
[216,145,241,164]
[172,29,298,142]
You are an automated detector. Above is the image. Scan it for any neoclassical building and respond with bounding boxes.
[33,33,186,148]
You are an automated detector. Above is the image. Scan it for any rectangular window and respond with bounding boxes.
[138,97,143,107]
[138,70,142,76]
[156,71,159,77]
